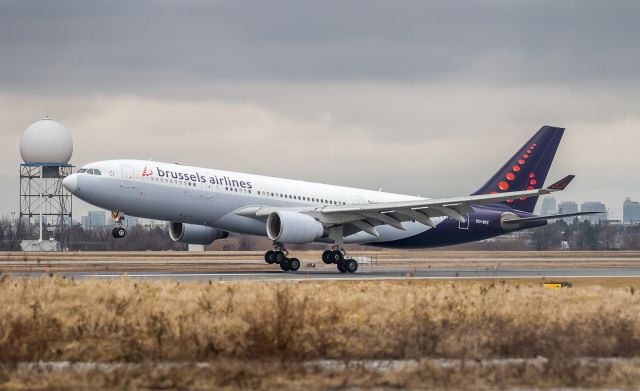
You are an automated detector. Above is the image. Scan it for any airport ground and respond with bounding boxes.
[1,251,640,390]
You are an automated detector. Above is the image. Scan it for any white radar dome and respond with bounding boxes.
[20,117,73,164]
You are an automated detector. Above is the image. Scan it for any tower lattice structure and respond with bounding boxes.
[19,163,73,243]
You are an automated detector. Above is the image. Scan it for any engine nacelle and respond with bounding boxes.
[169,222,229,245]
[266,211,324,244]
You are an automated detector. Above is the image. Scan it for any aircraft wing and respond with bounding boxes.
[235,175,575,237]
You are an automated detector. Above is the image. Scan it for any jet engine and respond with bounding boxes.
[266,211,324,244]
[169,222,229,245]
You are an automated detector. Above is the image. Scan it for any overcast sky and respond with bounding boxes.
[1,0,639,220]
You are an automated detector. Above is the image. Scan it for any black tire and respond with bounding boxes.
[337,261,346,273]
[330,250,344,263]
[111,228,119,238]
[275,251,286,264]
[280,260,291,271]
[289,258,301,271]
[321,250,332,264]
[345,259,358,273]
[116,228,126,238]
[265,250,275,264]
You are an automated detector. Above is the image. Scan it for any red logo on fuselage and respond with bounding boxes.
[141,167,153,177]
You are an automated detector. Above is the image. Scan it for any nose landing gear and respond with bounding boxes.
[111,209,127,239]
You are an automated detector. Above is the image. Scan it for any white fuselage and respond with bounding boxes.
[66,160,440,243]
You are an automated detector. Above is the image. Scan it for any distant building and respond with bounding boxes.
[540,196,557,216]
[122,214,140,228]
[623,197,640,224]
[140,219,167,229]
[558,201,578,224]
[20,239,61,252]
[62,216,72,226]
[581,202,607,224]
[87,211,107,228]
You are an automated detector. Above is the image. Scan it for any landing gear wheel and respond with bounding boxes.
[265,250,275,264]
[329,250,344,263]
[321,250,333,264]
[274,251,286,264]
[337,261,347,273]
[289,258,301,271]
[280,259,291,271]
[112,227,126,238]
[344,259,358,273]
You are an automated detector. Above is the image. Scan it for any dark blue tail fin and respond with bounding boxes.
[471,125,564,213]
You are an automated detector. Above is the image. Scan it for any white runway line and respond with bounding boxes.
[78,272,640,281]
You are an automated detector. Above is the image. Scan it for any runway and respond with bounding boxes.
[13,267,640,281]
[3,251,639,282]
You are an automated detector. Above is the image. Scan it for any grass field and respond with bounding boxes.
[1,276,640,389]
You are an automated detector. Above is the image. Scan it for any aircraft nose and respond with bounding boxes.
[62,174,78,193]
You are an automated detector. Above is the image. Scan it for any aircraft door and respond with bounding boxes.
[458,214,470,230]
[200,180,216,199]
[121,165,135,189]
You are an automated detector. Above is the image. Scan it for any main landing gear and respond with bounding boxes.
[263,237,358,274]
[111,209,127,239]
[322,249,358,273]
[264,244,301,272]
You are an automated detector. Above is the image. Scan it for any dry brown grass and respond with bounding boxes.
[1,276,640,389]
[2,359,640,390]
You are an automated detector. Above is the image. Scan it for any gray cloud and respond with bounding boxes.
[1,0,640,93]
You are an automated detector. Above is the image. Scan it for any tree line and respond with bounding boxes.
[0,219,185,251]
[0,218,639,251]
[529,219,640,251]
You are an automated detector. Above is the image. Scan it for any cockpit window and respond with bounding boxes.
[78,168,101,175]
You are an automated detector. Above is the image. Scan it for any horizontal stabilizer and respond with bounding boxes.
[503,211,601,225]
[546,175,575,191]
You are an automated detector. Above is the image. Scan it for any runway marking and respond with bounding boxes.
[77,273,640,281]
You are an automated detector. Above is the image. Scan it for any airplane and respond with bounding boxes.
[62,125,594,273]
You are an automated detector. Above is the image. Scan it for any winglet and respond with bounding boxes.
[546,175,575,191]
